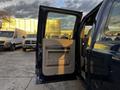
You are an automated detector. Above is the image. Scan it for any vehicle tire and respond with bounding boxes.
[10,44,15,51]
[23,48,26,52]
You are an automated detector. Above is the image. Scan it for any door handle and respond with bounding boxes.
[112,56,120,61]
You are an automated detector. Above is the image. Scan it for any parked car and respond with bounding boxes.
[0,29,26,51]
[22,34,36,51]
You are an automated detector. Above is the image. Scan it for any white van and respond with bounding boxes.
[22,34,36,51]
[0,29,26,51]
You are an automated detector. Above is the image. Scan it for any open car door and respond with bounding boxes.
[36,6,82,83]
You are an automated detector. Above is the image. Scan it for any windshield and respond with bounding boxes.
[0,31,14,38]
[27,34,36,38]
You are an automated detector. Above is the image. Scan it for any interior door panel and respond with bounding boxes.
[42,39,75,76]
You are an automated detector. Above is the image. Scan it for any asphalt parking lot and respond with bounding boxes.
[0,49,85,90]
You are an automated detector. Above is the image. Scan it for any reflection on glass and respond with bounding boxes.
[98,1,120,43]
[45,12,76,39]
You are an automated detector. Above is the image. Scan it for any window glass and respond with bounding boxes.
[45,12,76,39]
[98,0,120,43]
[27,34,36,38]
[0,31,14,38]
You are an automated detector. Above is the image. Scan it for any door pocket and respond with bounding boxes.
[45,48,70,66]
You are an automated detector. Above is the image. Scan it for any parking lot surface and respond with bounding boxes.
[0,49,85,90]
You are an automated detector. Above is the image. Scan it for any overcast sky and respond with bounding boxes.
[0,0,102,18]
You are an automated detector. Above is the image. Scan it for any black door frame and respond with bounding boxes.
[36,5,82,83]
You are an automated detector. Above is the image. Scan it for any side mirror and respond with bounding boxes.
[22,36,25,39]
[13,36,17,39]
